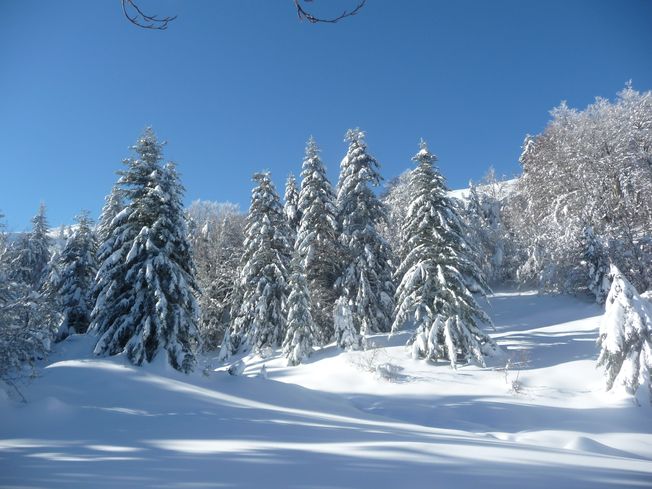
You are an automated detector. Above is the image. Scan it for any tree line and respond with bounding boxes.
[1,83,651,399]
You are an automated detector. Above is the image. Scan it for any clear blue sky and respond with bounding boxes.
[1,0,651,230]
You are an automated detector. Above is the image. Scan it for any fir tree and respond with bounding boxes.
[90,128,200,372]
[296,137,341,344]
[51,211,98,340]
[284,173,301,239]
[336,129,394,339]
[283,256,316,365]
[393,141,497,367]
[229,172,292,355]
[597,265,652,401]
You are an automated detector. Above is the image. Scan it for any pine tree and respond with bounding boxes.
[336,129,394,340]
[229,172,292,356]
[51,211,98,340]
[393,141,497,367]
[283,256,316,365]
[90,128,200,372]
[284,173,301,239]
[597,265,652,400]
[296,137,341,344]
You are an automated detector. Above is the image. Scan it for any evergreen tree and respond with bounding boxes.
[296,137,341,344]
[333,296,362,350]
[51,211,98,340]
[90,128,200,372]
[8,203,52,289]
[336,129,394,339]
[393,141,497,367]
[597,265,652,401]
[229,172,292,355]
[283,256,316,365]
[581,226,611,304]
[284,173,301,238]
[97,184,125,244]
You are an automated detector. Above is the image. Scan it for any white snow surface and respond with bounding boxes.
[1,290,651,488]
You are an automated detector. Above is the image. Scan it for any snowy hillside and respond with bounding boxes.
[1,290,651,488]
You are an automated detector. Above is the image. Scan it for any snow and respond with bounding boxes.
[1,290,652,488]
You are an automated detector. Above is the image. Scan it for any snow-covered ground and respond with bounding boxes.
[1,290,651,488]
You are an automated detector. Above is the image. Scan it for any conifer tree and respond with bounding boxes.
[8,203,52,289]
[336,129,394,339]
[90,128,199,372]
[296,137,341,343]
[597,265,652,400]
[283,256,316,365]
[284,173,301,239]
[393,141,497,367]
[52,211,98,340]
[97,184,125,244]
[229,172,292,355]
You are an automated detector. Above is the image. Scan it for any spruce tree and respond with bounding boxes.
[597,265,652,400]
[52,211,98,340]
[296,137,341,344]
[229,172,292,355]
[90,128,199,372]
[283,256,316,365]
[393,141,497,367]
[336,129,394,341]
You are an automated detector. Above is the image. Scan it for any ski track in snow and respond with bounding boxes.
[1,290,651,488]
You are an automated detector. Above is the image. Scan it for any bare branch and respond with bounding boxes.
[122,0,177,30]
[121,0,366,30]
[294,0,366,24]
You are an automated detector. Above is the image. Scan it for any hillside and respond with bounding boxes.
[1,290,651,488]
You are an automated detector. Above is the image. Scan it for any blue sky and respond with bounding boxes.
[1,0,651,230]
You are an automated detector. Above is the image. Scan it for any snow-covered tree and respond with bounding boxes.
[597,265,652,401]
[393,141,497,367]
[380,170,412,256]
[0,210,58,381]
[336,129,395,339]
[90,128,200,372]
[283,256,316,365]
[581,226,611,304]
[511,84,652,294]
[96,184,125,244]
[284,173,301,238]
[333,296,362,350]
[7,203,52,289]
[228,172,292,356]
[296,137,342,343]
[463,168,510,284]
[187,201,244,351]
[51,211,98,340]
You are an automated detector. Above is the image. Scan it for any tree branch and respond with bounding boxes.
[122,0,177,30]
[294,0,367,24]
